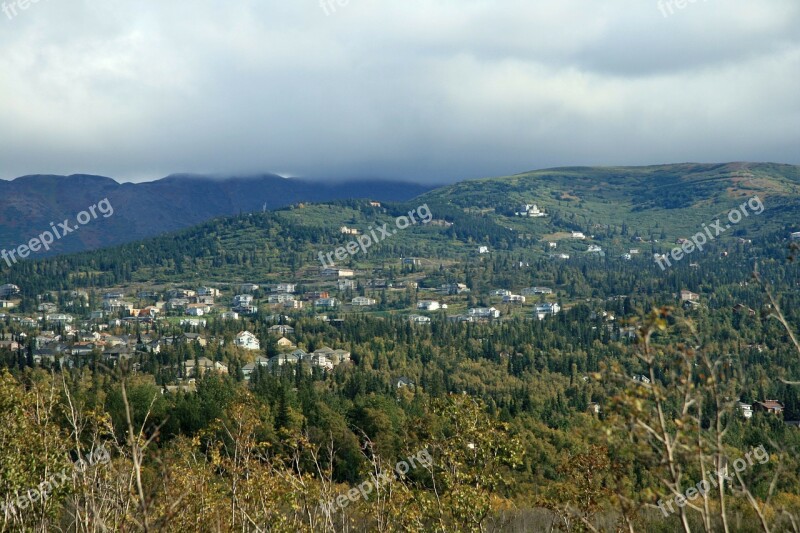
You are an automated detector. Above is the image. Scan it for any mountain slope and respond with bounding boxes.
[0,173,436,256]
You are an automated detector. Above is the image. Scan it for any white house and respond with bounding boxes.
[233,294,254,307]
[197,287,220,297]
[267,294,295,304]
[738,402,754,419]
[180,319,207,328]
[417,301,441,311]
[274,283,296,293]
[521,287,553,296]
[338,279,357,291]
[0,284,20,298]
[571,231,586,239]
[587,245,603,253]
[234,331,261,351]
[468,307,500,319]
[492,289,512,297]
[409,314,431,324]
[478,246,490,254]
[502,295,526,304]
[315,298,338,308]
[515,204,547,217]
[351,297,377,306]
[240,283,260,293]
[534,303,561,320]
[221,311,239,320]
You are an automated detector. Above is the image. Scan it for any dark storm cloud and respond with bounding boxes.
[0,0,798,183]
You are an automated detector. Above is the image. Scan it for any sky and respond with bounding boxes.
[1,0,799,183]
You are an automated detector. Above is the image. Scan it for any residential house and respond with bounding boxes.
[417,301,441,311]
[441,283,469,295]
[186,304,209,316]
[315,298,338,308]
[791,232,800,241]
[338,279,357,291]
[754,400,784,415]
[197,287,221,297]
[233,294,254,307]
[571,231,586,239]
[478,246,490,254]
[268,294,296,304]
[680,290,700,302]
[515,204,547,217]
[351,297,377,306]
[0,300,15,309]
[221,311,240,320]
[340,226,360,235]
[242,356,271,380]
[0,284,20,298]
[103,292,125,300]
[318,348,351,364]
[468,307,500,319]
[274,283,296,293]
[234,331,261,351]
[239,283,260,293]
[268,325,295,335]
[492,289,512,297]
[402,257,421,266]
[233,304,258,315]
[321,268,355,278]
[738,402,754,419]
[180,318,207,328]
[521,287,553,296]
[396,376,415,389]
[534,303,561,320]
[408,314,431,324]
[0,339,20,351]
[38,302,58,313]
[632,374,651,384]
[184,357,228,377]
[502,295,526,304]
[276,337,295,349]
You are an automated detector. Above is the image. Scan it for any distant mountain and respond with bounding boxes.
[0,173,436,255]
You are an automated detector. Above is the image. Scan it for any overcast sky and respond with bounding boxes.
[1,0,799,183]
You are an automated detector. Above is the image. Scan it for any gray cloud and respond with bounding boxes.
[1,0,798,183]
